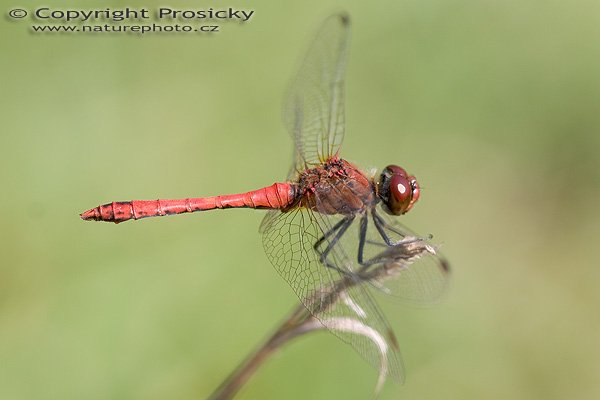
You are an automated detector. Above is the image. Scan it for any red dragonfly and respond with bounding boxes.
[81,14,449,384]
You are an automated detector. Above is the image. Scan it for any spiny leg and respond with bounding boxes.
[373,208,431,243]
[372,209,406,246]
[314,215,355,273]
[357,213,369,265]
[357,209,408,271]
[313,215,350,251]
[357,212,391,271]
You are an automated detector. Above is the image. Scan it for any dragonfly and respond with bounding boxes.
[81,13,449,385]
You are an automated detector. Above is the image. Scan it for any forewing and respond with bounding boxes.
[261,208,404,383]
[283,13,350,170]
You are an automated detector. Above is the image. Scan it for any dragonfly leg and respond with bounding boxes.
[357,210,407,271]
[356,213,387,271]
[314,215,355,273]
[357,213,370,266]
[372,209,406,245]
[373,209,433,242]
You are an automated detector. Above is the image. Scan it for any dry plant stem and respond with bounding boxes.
[208,238,437,400]
[207,305,325,400]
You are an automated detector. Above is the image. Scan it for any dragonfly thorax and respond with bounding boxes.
[296,158,376,215]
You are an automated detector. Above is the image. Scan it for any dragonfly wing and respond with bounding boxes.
[261,207,336,304]
[258,209,281,234]
[283,13,350,171]
[260,208,404,383]
[360,206,451,304]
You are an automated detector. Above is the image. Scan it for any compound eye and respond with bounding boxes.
[378,165,420,215]
[388,174,412,214]
[383,165,408,178]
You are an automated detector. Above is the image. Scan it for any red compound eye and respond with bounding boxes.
[385,165,407,177]
[379,165,420,215]
[389,174,411,212]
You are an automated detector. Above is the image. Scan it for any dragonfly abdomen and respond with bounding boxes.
[80,182,295,223]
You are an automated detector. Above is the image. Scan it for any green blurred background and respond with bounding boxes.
[2,0,599,399]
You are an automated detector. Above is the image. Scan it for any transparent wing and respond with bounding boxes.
[283,13,350,171]
[360,206,451,305]
[261,207,334,301]
[258,209,281,234]
[260,208,404,383]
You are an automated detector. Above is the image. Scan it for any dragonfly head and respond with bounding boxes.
[377,165,420,215]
